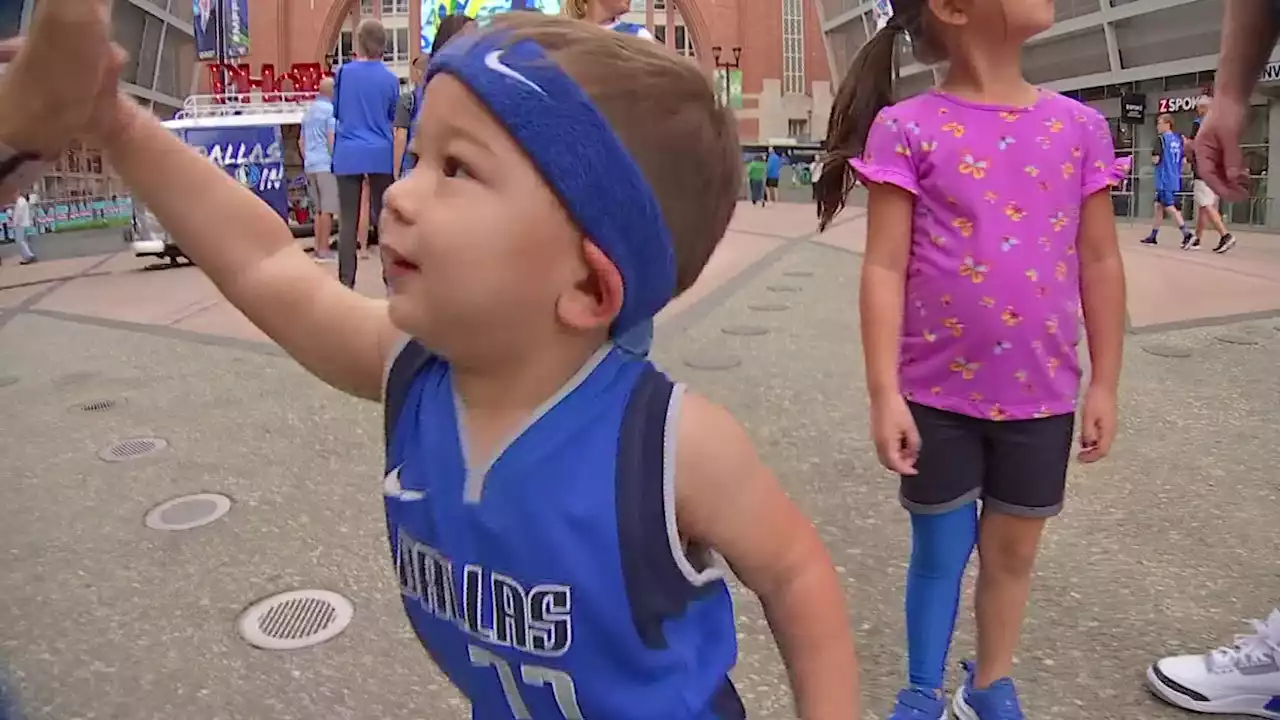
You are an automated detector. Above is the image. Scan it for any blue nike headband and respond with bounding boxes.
[425,29,677,336]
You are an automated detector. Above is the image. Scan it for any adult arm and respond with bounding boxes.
[1216,0,1280,103]
[393,91,414,178]
[1150,135,1163,165]
[94,96,400,401]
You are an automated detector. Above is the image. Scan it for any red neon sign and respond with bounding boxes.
[206,63,334,104]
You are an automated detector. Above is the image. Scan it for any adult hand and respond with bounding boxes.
[1193,96,1252,201]
[0,0,120,157]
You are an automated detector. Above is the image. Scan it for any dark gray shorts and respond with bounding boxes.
[900,402,1074,518]
[306,172,339,215]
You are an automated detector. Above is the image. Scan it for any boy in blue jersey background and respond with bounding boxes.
[84,12,859,720]
[1141,113,1194,247]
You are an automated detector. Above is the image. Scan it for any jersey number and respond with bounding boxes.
[469,645,583,719]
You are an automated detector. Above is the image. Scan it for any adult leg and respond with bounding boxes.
[13,226,35,263]
[336,174,364,288]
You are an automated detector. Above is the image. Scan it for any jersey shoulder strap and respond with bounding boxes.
[383,336,434,452]
[614,364,724,649]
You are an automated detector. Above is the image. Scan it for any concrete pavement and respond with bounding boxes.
[0,202,1277,719]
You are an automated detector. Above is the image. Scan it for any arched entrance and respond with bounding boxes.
[314,0,714,70]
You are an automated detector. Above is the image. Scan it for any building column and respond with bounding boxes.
[411,0,423,61]
[645,0,655,36]
[665,2,675,49]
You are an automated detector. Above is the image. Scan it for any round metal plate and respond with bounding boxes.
[766,285,801,293]
[1141,344,1192,359]
[682,353,742,371]
[98,437,168,462]
[721,325,770,337]
[145,493,232,531]
[0,376,18,389]
[1217,334,1259,346]
[783,270,813,277]
[238,590,355,651]
[748,303,790,312]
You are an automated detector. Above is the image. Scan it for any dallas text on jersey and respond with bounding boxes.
[396,528,574,657]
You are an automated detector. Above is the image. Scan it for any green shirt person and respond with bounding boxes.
[747,158,767,181]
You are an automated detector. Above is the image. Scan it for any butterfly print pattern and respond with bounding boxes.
[849,89,1129,421]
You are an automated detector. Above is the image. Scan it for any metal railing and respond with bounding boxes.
[175,92,321,120]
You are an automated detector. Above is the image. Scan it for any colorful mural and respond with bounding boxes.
[421,0,563,53]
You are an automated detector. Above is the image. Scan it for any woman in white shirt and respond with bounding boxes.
[563,0,654,40]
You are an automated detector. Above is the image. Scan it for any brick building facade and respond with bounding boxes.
[197,0,835,144]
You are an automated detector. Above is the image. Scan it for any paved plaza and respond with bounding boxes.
[0,202,1278,719]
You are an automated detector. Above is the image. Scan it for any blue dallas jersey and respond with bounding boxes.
[604,20,654,40]
[1155,130,1184,191]
[383,340,745,719]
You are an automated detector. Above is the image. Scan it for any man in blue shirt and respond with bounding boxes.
[332,19,400,288]
[765,147,783,204]
[1140,113,1194,247]
[301,76,337,261]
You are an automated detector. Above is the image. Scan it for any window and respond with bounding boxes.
[360,0,374,15]
[333,30,354,65]
[382,0,410,16]
[788,119,809,139]
[782,0,805,95]
[382,27,411,63]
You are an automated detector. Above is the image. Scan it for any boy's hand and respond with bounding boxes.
[0,0,119,157]
[870,393,921,475]
[1078,385,1117,463]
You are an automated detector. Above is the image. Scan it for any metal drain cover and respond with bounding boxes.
[0,376,17,388]
[1217,334,1259,346]
[239,590,354,651]
[767,284,801,293]
[722,325,770,337]
[75,399,119,413]
[145,493,232,531]
[749,303,790,312]
[682,353,742,371]
[98,437,168,462]
[1141,344,1192,359]
[783,270,813,277]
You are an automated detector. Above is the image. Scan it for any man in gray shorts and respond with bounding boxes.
[300,77,338,261]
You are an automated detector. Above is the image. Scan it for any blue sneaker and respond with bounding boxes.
[887,688,947,720]
[952,660,1025,720]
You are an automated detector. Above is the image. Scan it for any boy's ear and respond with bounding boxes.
[557,239,624,333]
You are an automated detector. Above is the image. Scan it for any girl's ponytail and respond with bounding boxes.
[817,21,904,231]
[562,0,589,20]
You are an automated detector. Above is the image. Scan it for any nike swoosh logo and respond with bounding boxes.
[383,466,425,502]
[484,49,547,96]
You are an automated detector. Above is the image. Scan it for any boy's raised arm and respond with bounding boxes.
[675,392,860,719]
[95,97,400,401]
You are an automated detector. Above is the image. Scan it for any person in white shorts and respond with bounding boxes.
[1188,96,1235,253]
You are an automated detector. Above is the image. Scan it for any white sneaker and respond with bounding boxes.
[1148,609,1280,718]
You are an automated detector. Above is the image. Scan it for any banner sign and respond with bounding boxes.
[194,0,250,61]
[421,1,562,53]
[206,62,333,103]
[185,126,288,219]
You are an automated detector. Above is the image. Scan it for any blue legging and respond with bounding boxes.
[906,502,979,691]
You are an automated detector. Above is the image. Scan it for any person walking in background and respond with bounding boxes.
[332,19,399,288]
[765,146,783,203]
[394,14,474,179]
[301,77,338,262]
[811,153,823,209]
[747,154,767,205]
[1188,97,1235,253]
[11,191,35,265]
[1140,113,1194,247]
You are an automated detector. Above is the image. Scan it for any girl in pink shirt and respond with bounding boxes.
[816,0,1129,717]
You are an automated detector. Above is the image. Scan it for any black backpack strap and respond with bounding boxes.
[383,336,432,451]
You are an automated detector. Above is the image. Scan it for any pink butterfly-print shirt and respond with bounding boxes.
[852,89,1129,421]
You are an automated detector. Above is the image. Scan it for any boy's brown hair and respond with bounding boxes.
[485,13,741,295]
[357,19,388,58]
